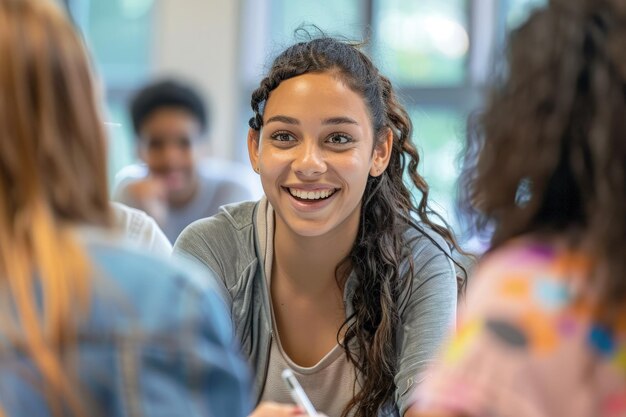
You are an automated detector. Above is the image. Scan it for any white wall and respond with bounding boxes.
[152,0,241,160]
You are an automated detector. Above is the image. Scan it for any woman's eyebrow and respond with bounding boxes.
[265,115,359,126]
[323,116,359,125]
[265,115,299,125]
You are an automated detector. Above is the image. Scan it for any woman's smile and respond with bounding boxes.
[283,185,341,213]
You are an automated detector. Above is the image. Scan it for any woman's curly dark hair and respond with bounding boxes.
[249,34,465,417]
[459,0,626,319]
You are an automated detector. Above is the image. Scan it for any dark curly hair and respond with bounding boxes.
[249,35,465,417]
[459,0,626,319]
[129,79,208,136]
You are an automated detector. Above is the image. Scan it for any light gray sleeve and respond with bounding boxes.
[215,180,255,206]
[395,235,457,416]
[172,222,233,314]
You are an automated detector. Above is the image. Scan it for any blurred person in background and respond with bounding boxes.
[408,0,626,416]
[0,0,251,415]
[113,79,254,243]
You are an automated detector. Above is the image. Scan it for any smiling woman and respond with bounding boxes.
[250,72,388,240]
[174,36,466,417]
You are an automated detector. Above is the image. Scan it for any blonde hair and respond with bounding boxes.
[0,0,111,414]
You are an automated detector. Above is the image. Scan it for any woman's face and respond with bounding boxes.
[248,71,391,239]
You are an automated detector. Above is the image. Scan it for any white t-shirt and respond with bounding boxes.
[111,202,172,256]
[259,203,359,417]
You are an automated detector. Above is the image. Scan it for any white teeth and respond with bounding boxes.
[289,188,336,200]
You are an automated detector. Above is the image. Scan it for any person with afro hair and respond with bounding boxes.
[113,79,253,243]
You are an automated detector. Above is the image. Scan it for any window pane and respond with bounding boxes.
[409,107,464,228]
[373,0,469,87]
[71,1,155,192]
[104,100,136,192]
[269,0,363,46]
[86,0,154,86]
[505,0,547,30]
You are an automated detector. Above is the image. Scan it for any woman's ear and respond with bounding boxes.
[370,128,393,177]
[247,128,261,174]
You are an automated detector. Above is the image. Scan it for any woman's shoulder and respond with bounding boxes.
[402,222,452,257]
[85,238,236,343]
[397,223,458,313]
[472,238,587,288]
[180,200,258,241]
[401,222,455,277]
[412,241,619,417]
[175,200,258,261]
[464,238,592,321]
[182,199,258,235]
[73,241,251,417]
[86,241,223,325]
[173,200,261,292]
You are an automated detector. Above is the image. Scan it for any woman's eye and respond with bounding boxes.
[271,132,295,142]
[327,134,352,144]
[145,138,164,150]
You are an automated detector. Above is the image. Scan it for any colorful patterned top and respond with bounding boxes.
[411,239,626,417]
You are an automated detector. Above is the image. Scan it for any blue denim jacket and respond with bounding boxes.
[0,233,252,417]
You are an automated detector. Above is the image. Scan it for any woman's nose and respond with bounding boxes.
[292,141,326,177]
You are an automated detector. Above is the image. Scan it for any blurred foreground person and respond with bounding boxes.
[0,0,250,415]
[409,0,626,416]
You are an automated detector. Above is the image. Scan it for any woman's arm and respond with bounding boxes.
[395,234,458,415]
[172,222,234,312]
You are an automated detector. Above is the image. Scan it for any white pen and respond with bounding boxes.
[281,368,317,416]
